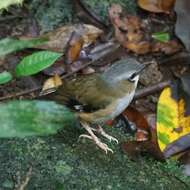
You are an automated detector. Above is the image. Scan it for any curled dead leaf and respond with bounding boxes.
[138,0,176,13]
[135,129,149,142]
[20,24,103,53]
[126,41,151,54]
[65,31,84,64]
[121,106,164,160]
[67,61,84,73]
[42,58,65,76]
[40,75,62,96]
[109,4,151,55]
[81,67,95,75]
[121,141,165,160]
[152,40,182,55]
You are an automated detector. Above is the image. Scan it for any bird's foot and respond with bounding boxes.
[79,134,113,154]
[79,121,114,153]
[96,125,119,144]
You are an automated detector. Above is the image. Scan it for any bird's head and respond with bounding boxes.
[102,58,145,85]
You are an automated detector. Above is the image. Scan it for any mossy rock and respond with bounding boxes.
[0,126,189,190]
[28,0,136,32]
[85,0,136,23]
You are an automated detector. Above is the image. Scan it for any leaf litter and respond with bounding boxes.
[0,0,190,178]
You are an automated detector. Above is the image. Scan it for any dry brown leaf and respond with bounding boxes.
[138,0,176,13]
[81,67,95,75]
[126,41,151,54]
[121,141,165,160]
[0,58,5,66]
[42,58,65,76]
[152,40,182,55]
[68,61,84,73]
[41,74,62,96]
[135,129,149,142]
[20,24,103,53]
[122,107,150,134]
[109,4,151,55]
[65,31,84,64]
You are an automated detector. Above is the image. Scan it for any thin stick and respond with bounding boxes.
[0,15,22,22]
[16,167,32,190]
[134,80,172,100]
[0,87,41,101]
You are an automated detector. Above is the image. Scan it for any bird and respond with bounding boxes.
[42,58,145,153]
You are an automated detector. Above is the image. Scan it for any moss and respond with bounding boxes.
[0,126,189,190]
[28,0,74,33]
[28,0,136,32]
[85,0,136,23]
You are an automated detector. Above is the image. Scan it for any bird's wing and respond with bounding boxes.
[45,74,118,112]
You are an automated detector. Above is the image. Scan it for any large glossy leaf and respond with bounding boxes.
[0,0,23,10]
[0,71,12,84]
[0,37,47,57]
[15,51,63,77]
[0,101,77,138]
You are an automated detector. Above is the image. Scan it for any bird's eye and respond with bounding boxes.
[128,73,136,82]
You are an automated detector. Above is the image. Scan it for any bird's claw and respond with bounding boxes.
[79,134,113,153]
[108,136,119,144]
[96,141,114,154]
[79,134,92,140]
[96,126,119,144]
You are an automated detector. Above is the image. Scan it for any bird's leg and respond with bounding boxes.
[79,121,113,153]
[95,125,119,144]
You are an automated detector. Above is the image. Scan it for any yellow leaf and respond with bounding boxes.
[157,87,190,155]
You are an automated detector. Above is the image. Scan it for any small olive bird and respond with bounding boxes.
[43,58,144,153]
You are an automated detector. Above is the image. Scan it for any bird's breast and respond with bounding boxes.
[110,91,135,118]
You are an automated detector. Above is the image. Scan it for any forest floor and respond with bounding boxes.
[0,0,190,189]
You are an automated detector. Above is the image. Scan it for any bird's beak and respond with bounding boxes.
[135,64,146,75]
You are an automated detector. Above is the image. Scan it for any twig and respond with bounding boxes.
[15,167,32,190]
[0,45,120,101]
[134,80,172,100]
[0,87,41,101]
[0,15,22,22]
[159,51,190,66]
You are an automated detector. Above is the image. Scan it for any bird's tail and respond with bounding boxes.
[0,100,78,138]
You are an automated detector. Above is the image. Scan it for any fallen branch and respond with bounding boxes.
[134,80,172,100]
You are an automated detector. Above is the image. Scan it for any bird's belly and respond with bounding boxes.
[79,93,135,124]
[110,92,134,119]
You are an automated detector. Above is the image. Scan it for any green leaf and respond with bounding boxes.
[0,37,48,57]
[0,101,77,138]
[15,51,63,77]
[152,32,170,43]
[0,0,23,10]
[0,71,13,84]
